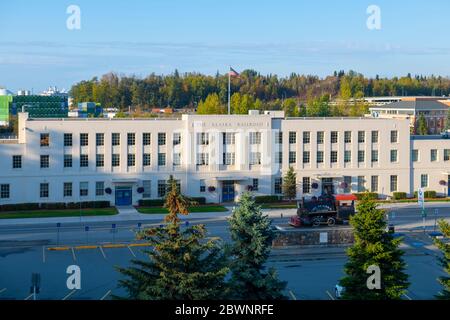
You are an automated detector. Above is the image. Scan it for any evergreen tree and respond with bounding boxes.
[228,192,287,299]
[417,114,428,135]
[282,167,297,202]
[434,220,450,299]
[445,111,450,131]
[339,196,409,300]
[116,176,229,300]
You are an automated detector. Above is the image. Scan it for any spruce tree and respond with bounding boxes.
[339,196,409,299]
[116,176,229,300]
[417,114,428,135]
[228,192,287,299]
[282,167,297,202]
[434,220,450,299]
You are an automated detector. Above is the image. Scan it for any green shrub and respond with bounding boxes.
[254,195,282,204]
[138,199,165,207]
[413,190,437,199]
[353,192,379,200]
[189,197,207,205]
[40,203,66,210]
[393,192,407,200]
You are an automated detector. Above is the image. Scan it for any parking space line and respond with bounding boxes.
[325,290,335,300]
[127,245,136,257]
[71,248,77,262]
[99,246,107,259]
[24,293,33,300]
[100,290,112,300]
[0,288,6,295]
[42,246,46,263]
[288,290,297,300]
[62,289,77,300]
[403,293,413,300]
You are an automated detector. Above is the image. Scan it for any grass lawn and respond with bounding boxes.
[0,207,118,219]
[137,205,228,214]
[260,203,297,209]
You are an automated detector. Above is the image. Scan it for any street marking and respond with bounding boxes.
[99,246,107,259]
[0,288,6,295]
[47,246,70,251]
[103,244,126,248]
[403,293,413,300]
[71,248,77,262]
[62,289,77,300]
[42,246,46,263]
[127,245,136,257]
[75,245,98,250]
[24,293,34,300]
[325,290,335,300]
[100,290,112,300]
[288,290,297,300]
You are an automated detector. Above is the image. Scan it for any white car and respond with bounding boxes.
[334,285,344,299]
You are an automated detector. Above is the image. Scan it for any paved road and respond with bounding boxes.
[0,206,449,300]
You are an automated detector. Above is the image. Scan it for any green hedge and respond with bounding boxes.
[353,192,379,200]
[254,195,282,204]
[189,197,206,205]
[393,192,408,200]
[138,199,165,207]
[413,190,437,198]
[0,201,111,212]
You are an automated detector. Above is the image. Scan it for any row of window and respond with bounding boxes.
[412,149,450,162]
[287,130,396,144]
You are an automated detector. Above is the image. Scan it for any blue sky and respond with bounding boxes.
[1,0,450,92]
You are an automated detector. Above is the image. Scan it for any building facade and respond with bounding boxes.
[0,111,449,206]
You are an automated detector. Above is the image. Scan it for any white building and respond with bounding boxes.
[0,111,449,206]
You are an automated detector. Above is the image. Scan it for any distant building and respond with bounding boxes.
[0,95,13,126]
[10,95,68,118]
[40,86,69,98]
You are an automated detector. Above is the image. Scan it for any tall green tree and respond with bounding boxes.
[417,114,428,135]
[434,220,450,299]
[445,111,450,131]
[116,176,229,300]
[339,195,409,300]
[197,93,226,114]
[282,167,297,202]
[282,98,299,117]
[228,192,287,299]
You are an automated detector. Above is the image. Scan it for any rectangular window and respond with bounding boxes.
[289,132,297,144]
[274,152,282,164]
[431,149,438,162]
[64,133,72,147]
[371,150,379,163]
[79,182,88,197]
[302,177,311,194]
[112,154,120,167]
[250,152,262,165]
[158,153,167,166]
[344,150,351,163]
[173,153,181,166]
[444,149,450,161]
[358,150,365,163]
[412,150,419,162]
[143,180,151,198]
[289,151,296,164]
[317,151,324,163]
[252,178,259,191]
[420,174,428,188]
[276,132,283,144]
[344,131,352,143]
[96,182,104,196]
[80,154,89,167]
[40,155,49,168]
[358,131,365,143]
[12,155,22,169]
[302,132,310,144]
[317,131,324,144]
[331,131,338,144]
[143,133,151,146]
[112,133,120,146]
[390,130,398,143]
[223,152,235,165]
[173,132,181,145]
[223,132,235,145]
[331,151,338,163]
[158,132,166,146]
[63,182,72,197]
[196,132,209,145]
[357,176,366,192]
[143,153,151,166]
[80,133,89,146]
[40,133,49,147]
[390,175,398,192]
[371,130,379,143]
[63,154,73,168]
[250,132,261,145]
[127,133,135,146]
[371,176,379,192]
[343,176,352,193]
[96,154,104,167]
[199,179,206,193]
[128,154,136,167]
[274,177,282,194]
[303,151,310,164]
[390,149,398,163]
[96,133,104,146]
[0,184,10,199]
[157,180,166,198]
[40,183,49,198]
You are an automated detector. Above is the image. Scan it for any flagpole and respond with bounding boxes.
[228,66,231,115]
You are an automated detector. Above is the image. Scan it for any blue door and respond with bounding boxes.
[115,187,132,206]
[222,181,235,202]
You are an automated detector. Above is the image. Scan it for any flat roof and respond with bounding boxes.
[411,135,450,140]
[371,100,448,111]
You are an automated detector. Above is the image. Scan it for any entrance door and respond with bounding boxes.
[222,181,235,202]
[322,178,335,195]
[115,187,132,206]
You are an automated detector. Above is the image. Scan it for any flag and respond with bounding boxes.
[229,67,240,77]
